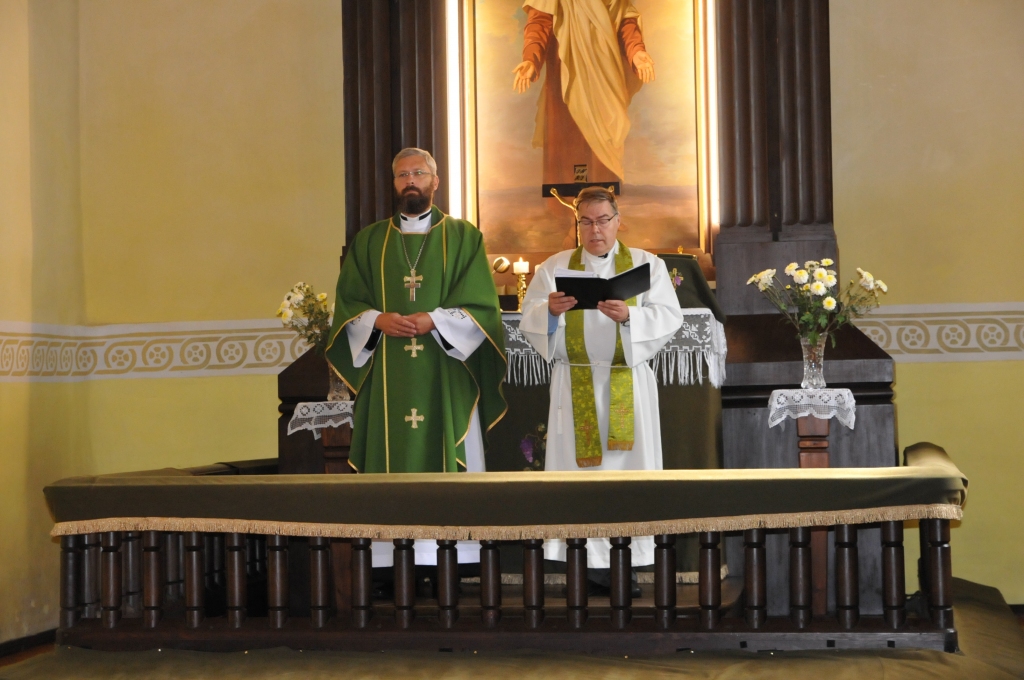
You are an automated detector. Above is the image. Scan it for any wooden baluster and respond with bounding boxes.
[744,529,767,628]
[523,539,544,629]
[699,532,721,630]
[184,532,205,628]
[225,533,247,628]
[881,521,906,629]
[927,519,954,629]
[331,539,352,617]
[246,534,257,578]
[203,534,214,590]
[142,531,163,628]
[267,535,289,629]
[835,524,859,629]
[918,520,930,601]
[255,535,267,576]
[310,536,332,628]
[59,535,82,629]
[566,538,588,629]
[164,532,183,601]
[610,537,632,629]
[480,540,501,628]
[123,532,142,618]
[393,539,416,629]
[790,527,812,628]
[797,416,830,617]
[654,534,676,629]
[81,533,101,619]
[212,533,225,588]
[100,532,123,628]
[351,538,373,628]
[437,539,459,628]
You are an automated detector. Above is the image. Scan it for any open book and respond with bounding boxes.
[554,263,651,310]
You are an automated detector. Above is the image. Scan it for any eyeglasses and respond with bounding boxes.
[577,214,618,228]
[395,170,433,179]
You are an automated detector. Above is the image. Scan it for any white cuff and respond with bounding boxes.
[346,310,381,368]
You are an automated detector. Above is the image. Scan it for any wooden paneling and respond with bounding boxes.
[342,0,449,244]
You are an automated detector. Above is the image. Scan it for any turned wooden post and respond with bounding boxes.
[566,538,588,629]
[789,527,812,628]
[480,540,501,627]
[654,534,676,629]
[309,536,332,628]
[100,532,123,628]
[81,533,101,619]
[351,538,373,628]
[744,528,767,628]
[225,533,247,628]
[522,539,545,629]
[881,521,906,629]
[918,520,929,598]
[142,531,163,628]
[59,535,82,628]
[926,519,954,629]
[208,533,225,589]
[267,535,289,629]
[123,531,142,618]
[246,535,257,578]
[699,532,721,630]
[184,532,205,628]
[255,535,267,576]
[610,536,633,629]
[835,524,859,629]
[797,416,830,617]
[437,540,459,628]
[164,532,183,601]
[331,539,352,617]
[393,538,416,629]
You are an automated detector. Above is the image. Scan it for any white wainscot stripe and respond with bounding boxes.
[0,319,309,382]
[853,303,1024,363]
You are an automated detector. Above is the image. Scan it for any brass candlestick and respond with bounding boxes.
[516,272,527,312]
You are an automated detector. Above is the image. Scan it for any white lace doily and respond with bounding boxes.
[768,389,856,430]
[287,401,354,440]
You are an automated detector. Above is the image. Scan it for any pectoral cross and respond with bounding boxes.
[405,408,424,429]
[404,269,423,301]
[404,339,423,358]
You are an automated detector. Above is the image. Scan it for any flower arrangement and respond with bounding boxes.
[276,282,333,355]
[520,423,547,471]
[747,259,888,346]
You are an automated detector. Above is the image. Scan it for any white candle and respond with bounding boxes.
[513,257,530,275]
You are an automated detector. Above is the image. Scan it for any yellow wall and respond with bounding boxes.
[831,0,1024,601]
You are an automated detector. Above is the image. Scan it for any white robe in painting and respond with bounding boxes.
[344,208,486,567]
[520,243,683,567]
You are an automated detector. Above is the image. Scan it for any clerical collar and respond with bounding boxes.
[400,210,432,223]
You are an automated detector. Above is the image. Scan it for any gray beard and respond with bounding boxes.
[398,189,433,215]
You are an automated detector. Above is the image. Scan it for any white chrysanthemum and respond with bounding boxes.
[317,292,328,302]
[875,280,888,293]
[823,296,837,311]
[825,274,837,287]
[793,269,809,285]
[856,267,875,291]
[810,281,827,296]
[813,268,828,282]
[291,293,305,304]
[331,303,335,313]
[746,274,759,285]
[821,258,834,267]
[756,269,776,291]
[804,260,818,270]
[280,308,294,324]
[784,262,798,276]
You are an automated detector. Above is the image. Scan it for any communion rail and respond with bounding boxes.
[44,445,965,654]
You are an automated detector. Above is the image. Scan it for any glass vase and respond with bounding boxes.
[800,334,828,390]
[327,365,351,402]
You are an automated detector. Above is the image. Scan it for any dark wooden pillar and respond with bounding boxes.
[522,539,545,629]
[566,538,588,629]
[835,524,859,629]
[310,536,332,628]
[142,531,163,628]
[59,535,82,629]
[480,540,501,627]
[654,534,676,629]
[437,539,459,628]
[610,537,633,629]
[225,533,247,628]
[81,533,101,619]
[699,532,721,630]
[393,538,416,629]
[267,535,289,629]
[164,532,183,602]
[926,519,954,629]
[123,531,142,618]
[184,532,205,629]
[100,532,122,628]
[351,538,374,628]
[789,526,812,628]
[881,521,906,629]
[744,528,767,628]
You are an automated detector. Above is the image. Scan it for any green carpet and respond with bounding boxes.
[4,580,1022,679]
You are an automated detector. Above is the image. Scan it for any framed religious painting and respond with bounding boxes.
[453,0,716,282]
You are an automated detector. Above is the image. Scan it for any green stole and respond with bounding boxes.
[565,241,636,467]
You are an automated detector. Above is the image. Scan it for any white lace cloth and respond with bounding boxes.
[768,389,856,430]
[287,401,355,440]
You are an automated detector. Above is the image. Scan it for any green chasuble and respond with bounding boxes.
[325,206,507,473]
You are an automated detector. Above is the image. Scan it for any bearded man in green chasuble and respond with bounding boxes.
[325,148,507,477]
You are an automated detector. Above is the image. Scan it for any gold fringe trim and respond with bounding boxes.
[607,441,634,451]
[576,457,603,468]
[49,503,963,540]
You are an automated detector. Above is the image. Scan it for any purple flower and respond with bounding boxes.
[520,438,534,463]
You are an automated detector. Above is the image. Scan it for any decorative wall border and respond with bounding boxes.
[2,303,1022,382]
[0,319,308,382]
[853,303,1024,363]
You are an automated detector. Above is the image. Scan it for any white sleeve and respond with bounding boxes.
[345,310,382,368]
[519,261,564,361]
[428,308,486,361]
[622,255,684,366]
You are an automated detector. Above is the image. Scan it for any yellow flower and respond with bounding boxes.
[821,258,834,267]
[785,285,792,290]
[784,262,798,276]
[802,284,810,291]
[793,269,809,285]
[875,279,888,293]
[813,268,828,282]
[810,281,827,296]
[317,292,328,302]
[823,296,837,311]
[280,308,294,325]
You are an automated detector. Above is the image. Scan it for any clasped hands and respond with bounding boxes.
[374,312,435,338]
[548,292,629,323]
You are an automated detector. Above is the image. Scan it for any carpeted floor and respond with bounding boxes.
[3,579,1022,679]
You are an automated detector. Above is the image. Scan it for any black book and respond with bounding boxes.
[555,262,651,310]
